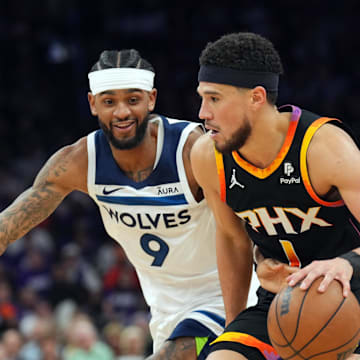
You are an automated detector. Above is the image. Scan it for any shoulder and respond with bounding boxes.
[190,133,218,190]
[183,123,205,156]
[307,121,360,191]
[38,136,88,193]
[191,132,216,165]
[54,136,88,169]
[309,122,358,163]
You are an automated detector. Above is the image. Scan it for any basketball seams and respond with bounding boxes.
[282,296,346,359]
[271,285,307,346]
[306,327,360,359]
[271,285,308,360]
[268,278,360,360]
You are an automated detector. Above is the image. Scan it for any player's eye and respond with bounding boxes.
[103,99,113,105]
[128,97,140,105]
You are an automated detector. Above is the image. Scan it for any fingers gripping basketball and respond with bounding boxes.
[267,277,360,360]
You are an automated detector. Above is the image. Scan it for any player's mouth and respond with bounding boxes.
[209,129,220,140]
[112,120,136,134]
[205,124,220,139]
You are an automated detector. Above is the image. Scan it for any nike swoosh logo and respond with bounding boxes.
[102,187,124,195]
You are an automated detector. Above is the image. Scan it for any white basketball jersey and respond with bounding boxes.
[87,116,227,348]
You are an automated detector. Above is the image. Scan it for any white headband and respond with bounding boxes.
[88,68,155,95]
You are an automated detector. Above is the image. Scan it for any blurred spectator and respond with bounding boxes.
[0,281,18,332]
[129,312,152,356]
[102,247,139,293]
[53,300,78,341]
[16,248,52,298]
[17,286,42,320]
[118,325,147,360]
[0,343,7,360]
[102,322,124,358]
[18,316,56,360]
[1,329,23,360]
[59,243,102,297]
[63,316,114,360]
[100,247,144,324]
[47,262,88,308]
[96,243,120,277]
[103,264,144,325]
[38,333,62,360]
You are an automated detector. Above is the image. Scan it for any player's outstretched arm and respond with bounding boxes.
[191,133,253,324]
[0,138,87,255]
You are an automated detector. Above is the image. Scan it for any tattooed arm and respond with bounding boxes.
[0,137,88,255]
[146,337,196,360]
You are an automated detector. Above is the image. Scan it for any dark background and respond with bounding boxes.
[0,1,360,357]
[2,0,360,165]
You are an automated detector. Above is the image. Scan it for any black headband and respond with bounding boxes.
[198,65,279,92]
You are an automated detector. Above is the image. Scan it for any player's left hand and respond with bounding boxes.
[256,258,299,294]
[286,257,354,297]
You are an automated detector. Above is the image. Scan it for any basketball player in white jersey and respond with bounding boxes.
[0,48,259,359]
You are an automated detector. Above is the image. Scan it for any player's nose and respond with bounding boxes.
[198,101,213,121]
[113,102,131,118]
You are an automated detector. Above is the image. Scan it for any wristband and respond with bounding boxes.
[339,251,360,279]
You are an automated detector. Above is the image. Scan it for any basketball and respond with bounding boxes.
[267,277,360,360]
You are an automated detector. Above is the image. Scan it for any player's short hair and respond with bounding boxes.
[90,49,154,73]
[199,32,283,104]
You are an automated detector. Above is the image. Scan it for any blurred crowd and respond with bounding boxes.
[0,191,153,359]
[1,0,360,358]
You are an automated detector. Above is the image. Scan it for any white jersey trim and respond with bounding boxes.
[152,116,164,170]
[87,131,97,198]
[175,121,203,205]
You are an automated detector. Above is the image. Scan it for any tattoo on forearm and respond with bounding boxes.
[0,156,69,254]
[146,338,196,360]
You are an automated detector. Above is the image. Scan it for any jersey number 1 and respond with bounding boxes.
[279,239,301,267]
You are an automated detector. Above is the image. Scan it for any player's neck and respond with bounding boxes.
[238,110,291,169]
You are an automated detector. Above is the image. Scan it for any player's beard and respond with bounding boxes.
[99,114,150,150]
[215,117,252,154]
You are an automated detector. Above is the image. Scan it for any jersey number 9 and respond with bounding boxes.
[140,234,170,267]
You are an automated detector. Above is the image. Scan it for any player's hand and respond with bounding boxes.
[286,257,353,297]
[346,354,360,359]
[256,258,299,294]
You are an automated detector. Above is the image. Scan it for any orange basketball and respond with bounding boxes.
[267,277,360,360]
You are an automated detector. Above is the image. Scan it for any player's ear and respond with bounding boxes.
[251,86,267,107]
[88,92,98,116]
[148,88,157,112]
